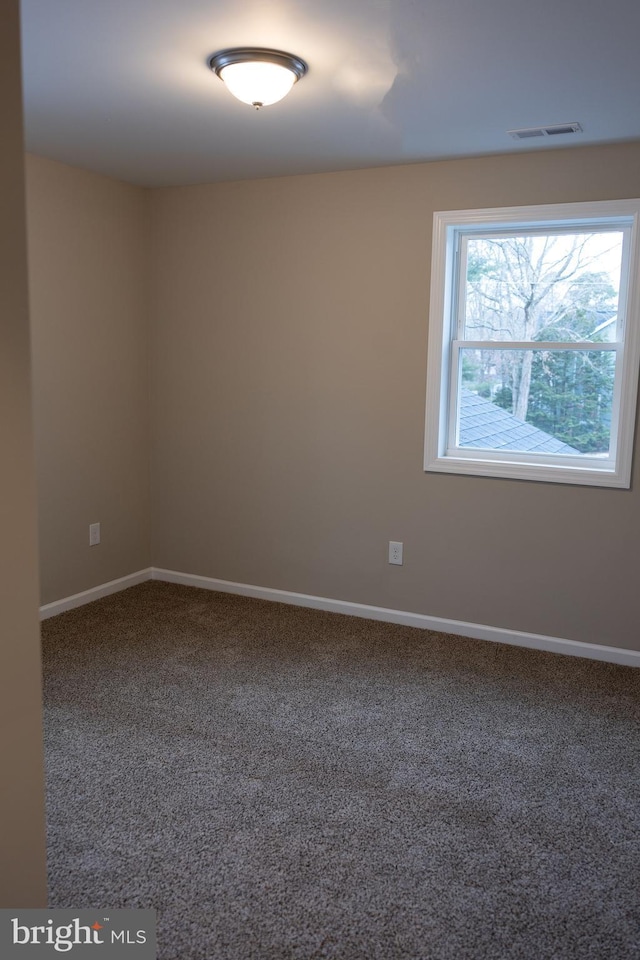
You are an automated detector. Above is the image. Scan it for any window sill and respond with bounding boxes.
[424,452,629,488]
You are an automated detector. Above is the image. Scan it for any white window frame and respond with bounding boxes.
[424,199,640,487]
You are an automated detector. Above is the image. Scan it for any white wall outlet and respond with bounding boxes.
[89,522,101,546]
[389,541,403,565]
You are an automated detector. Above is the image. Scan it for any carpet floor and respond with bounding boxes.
[41,581,640,959]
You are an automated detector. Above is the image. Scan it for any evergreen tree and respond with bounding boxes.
[526,272,616,452]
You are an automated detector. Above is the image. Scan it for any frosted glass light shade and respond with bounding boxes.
[209,48,308,108]
[219,61,296,107]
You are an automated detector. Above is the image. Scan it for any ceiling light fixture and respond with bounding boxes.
[209,48,308,110]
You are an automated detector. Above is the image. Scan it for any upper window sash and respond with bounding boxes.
[452,223,631,344]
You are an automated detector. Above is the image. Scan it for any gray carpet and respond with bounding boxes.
[41,581,640,959]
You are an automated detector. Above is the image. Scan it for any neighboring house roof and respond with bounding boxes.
[590,315,616,339]
[459,388,580,454]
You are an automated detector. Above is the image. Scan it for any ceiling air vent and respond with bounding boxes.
[508,122,582,140]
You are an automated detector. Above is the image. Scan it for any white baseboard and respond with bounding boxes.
[152,567,640,668]
[39,565,640,667]
[39,568,153,620]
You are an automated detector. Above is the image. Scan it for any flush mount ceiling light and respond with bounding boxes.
[209,48,308,109]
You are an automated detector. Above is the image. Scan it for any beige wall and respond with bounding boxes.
[150,143,640,651]
[26,156,151,606]
[0,0,47,906]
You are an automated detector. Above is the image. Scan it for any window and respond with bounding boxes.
[424,200,640,487]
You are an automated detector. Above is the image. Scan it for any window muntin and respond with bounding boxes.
[424,201,640,487]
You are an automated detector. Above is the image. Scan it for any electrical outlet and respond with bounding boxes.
[89,522,101,546]
[388,541,403,565]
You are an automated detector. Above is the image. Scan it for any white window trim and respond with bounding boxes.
[424,199,640,488]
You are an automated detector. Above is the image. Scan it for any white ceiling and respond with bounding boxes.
[19,0,640,187]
